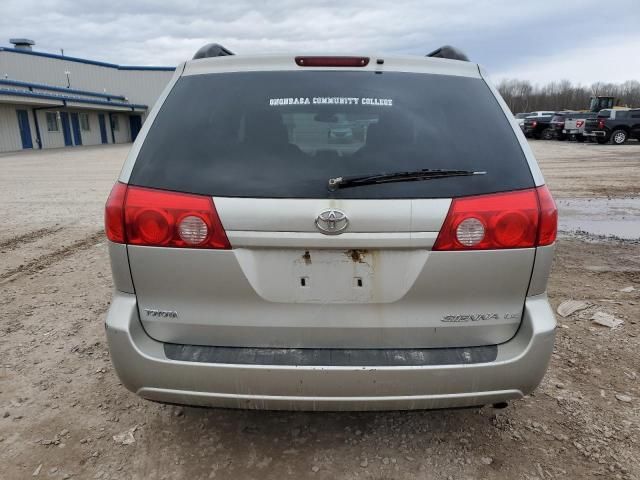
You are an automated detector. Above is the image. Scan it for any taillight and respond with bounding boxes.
[103,183,230,249]
[433,187,557,251]
[105,182,127,243]
[576,120,584,128]
[597,119,605,129]
[295,56,369,67]
[532,120,538,127]
[536,185,557,246]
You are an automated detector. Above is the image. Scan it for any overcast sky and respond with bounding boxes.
[3,0,639,85]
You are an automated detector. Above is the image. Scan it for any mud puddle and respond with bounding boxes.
[557,197,640,240]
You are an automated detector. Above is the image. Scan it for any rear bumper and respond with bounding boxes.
[584,130,606,137]
[105,292,556,411]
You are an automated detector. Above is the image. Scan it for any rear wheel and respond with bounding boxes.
[575,135,585,143]
[596,137,609,144]
[541,128,553,140]
[611,129,628,145]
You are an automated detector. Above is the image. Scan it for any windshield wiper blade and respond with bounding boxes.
[327,169,486,191]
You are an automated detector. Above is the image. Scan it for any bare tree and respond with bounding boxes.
[497,79,640,113]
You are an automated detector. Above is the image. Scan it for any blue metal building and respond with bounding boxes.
[0,39,175,153]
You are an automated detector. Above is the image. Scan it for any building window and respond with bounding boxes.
[80,113,90,131]
[111,115,120,131]
[46,112,59,132]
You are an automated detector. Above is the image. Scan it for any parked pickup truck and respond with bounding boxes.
[549,112,578,141]
[584,109,640,144]
[562,112,598,142]
[523,113,554,139]
[514,112,532,128]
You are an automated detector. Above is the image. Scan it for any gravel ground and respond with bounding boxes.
[1,141,638,479]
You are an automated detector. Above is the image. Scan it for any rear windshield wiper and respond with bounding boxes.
[327,168,486,191]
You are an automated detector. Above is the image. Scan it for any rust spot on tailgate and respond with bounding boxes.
[346,249,369,263]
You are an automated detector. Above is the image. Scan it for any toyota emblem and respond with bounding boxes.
[315,209,349,235]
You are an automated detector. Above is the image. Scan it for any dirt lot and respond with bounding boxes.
[1,142,639,480]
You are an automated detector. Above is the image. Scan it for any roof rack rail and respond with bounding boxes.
[426,45,469,62]
[192,43,234,60]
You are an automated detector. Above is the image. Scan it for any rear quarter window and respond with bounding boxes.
[130,70,534,199]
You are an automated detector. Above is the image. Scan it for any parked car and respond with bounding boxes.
[584,108,640,144]
[104,45,558,411]
[562,112,598,142]
[514,112,532,127]
[549,112,579,140]
[523,113,555,139]
[527,111,556,117]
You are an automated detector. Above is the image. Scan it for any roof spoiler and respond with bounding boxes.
[426,45,469,62]
[193,43,234,60]
[191,43,468,61]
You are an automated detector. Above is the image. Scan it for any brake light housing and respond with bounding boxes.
[104,183,230,249]
[597,119,606,129]
[295,56,369,67]
[536,185,558,246]
[105,182,127,243]
[433,187,557,251]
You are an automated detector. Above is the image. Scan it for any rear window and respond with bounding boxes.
[130,71,534,199]
[598,110,612,118]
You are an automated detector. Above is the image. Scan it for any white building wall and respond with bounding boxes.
[0,50,174,108]
[36,109,65,149]
[76,111,102,146]
[111,113,131,144]
[0,48,174,152]
[0,105,28,152]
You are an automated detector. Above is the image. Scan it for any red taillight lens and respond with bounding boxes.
[295,56,369,67]
[105,182,127,243]
[532,120,538,127]
[536,185,557,246]
[576,120,584,127]
[598,119,605,129]
[135,208,171,245]
[433,187,557,251]
[103,183,230,249]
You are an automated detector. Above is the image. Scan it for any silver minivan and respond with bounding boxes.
[104,47,558,411]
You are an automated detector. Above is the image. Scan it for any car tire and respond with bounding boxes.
[576,135,585,143]
[596,137,609,145]
[541,128,553,140]
[610,129,628,145]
